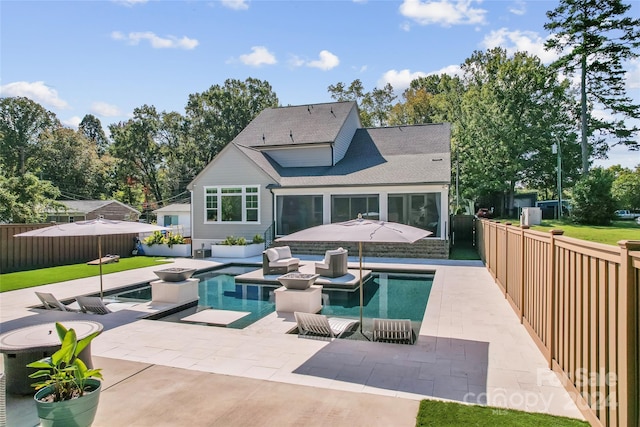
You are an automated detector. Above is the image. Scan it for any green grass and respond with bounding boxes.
[416,400,588,427]
[0,257,172,292]
[449,245,481,260]
[529,219,640,246]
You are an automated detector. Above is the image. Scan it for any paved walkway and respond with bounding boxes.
[1,256,585,426]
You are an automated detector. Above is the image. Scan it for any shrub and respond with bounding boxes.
[571,168,616,225]
[142,231,185,248]
[252,234,265,244]
[221,236,247,246]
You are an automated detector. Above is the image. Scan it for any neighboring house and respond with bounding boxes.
[153,203,191,237]
[46,200,140,222]
[188,101,451,258]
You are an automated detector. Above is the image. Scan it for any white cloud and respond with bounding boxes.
[90,102,122,117]
[509,0,526,16]
[481,28,558,64]
[400,22,412,32]
[307,50,340,71]
[399,0,487,27]
[111,31,198,50]
[62,116,82,129]
[113,0,148,6]
[239,46,277,67]
[288,55,305,67]
[378,69,428,93]
[221,0,249,10]
[0,81,69,109]
[432,64,462,77]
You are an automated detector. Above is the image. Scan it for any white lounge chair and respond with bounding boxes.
[294,312,358,339]
[76,296,112,315]
[35,292,80,312]
[372,318,414,344]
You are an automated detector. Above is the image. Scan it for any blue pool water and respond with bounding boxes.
[112,266,433,330]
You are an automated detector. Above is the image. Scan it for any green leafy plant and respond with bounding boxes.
[252,234,265,244]
[220,236,247,246]
[27,322,103,402]
[142,231,185,248]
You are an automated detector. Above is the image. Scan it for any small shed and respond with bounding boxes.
[153,203,191,237]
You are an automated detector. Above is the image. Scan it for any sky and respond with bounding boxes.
[1,0,639,169]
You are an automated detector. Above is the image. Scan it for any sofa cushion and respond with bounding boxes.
[266,248,279,262]
[274,246,292,259]
[270,257,299,267]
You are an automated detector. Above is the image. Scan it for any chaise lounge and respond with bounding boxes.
[315,247,348,278]
[35,292,81,312]
[263,246,300,275]
[294,312,359,339]
[372,318,415,344]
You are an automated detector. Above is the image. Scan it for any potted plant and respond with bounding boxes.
[141,230,192,257]
[211,234,265,258]
[27,322,103,427]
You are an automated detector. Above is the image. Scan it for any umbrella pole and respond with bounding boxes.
[359,241,363,333]
[98,235,103,299]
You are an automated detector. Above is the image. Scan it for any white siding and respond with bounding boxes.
[190,145,277,244]
[333,106,359,164]
[264,145,332,167]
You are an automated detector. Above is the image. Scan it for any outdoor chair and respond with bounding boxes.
[315,247,348,278]
[76,296,113,315]
[263,246,300,275]
[35,292,81,312]
[372,318,414,344]
[294,312,358,339]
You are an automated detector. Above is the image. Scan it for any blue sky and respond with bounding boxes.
[1,0,638,168]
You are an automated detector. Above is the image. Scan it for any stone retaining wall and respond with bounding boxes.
[275,239,449,259]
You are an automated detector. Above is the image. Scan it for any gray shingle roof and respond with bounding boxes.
[236,123,451,187]
[52,200,139,214]
[234,101,357,147]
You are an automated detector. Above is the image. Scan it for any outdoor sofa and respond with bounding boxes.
[315,247,348,278]
[263,246,300,275]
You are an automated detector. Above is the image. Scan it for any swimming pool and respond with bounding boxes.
[111,266,433,330]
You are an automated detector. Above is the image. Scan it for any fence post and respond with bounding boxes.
[616,240,640,427]
[504,223,512,299]
[519,225,529,323]
[547,229,564,369]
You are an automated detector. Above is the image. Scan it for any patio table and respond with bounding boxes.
[0,320,103,395]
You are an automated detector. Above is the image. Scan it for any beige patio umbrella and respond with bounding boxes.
[276,214,432,333]
[15,218,168,298]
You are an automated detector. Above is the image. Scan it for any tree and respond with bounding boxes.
[0,170,63,223]
[109,105,165,207]
[0,97,59,176]
[79,114,109,157]
[571,167,616,224]
[327,79,396,127]
[455,48,579,215]
[611,165,640,210]
[38,128,105,199]
[545,0,640,174]
[185,78,279,166]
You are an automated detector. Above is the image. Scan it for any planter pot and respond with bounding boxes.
[277,273,320,290]
[211,243,264,258]
[141,243,191,257]
[34,378,101,427]
[154,267,197,282]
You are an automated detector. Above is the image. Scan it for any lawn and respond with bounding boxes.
[0,257,172,292]
[416,400,588,427]
[529,219,640,246]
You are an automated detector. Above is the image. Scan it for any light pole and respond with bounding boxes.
[551,141,562,219]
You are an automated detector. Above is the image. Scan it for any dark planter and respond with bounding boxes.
[33,378,101,427]
[154,267,197,282]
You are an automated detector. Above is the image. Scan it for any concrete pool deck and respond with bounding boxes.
[1,255,585,425]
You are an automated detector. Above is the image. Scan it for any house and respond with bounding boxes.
[188,101,451,258]
[153,203,191,237]
[46,200,140,222]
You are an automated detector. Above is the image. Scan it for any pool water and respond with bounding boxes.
[112,266,433,330]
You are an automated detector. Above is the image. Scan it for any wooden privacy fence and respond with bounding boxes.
[0,224,137,274]
[477,220,639,427]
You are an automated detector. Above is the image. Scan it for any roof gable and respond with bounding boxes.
[233,101,357,148]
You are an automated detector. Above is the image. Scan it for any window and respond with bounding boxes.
[388,193,441,237]
[163,215,179,227]
[204,186,260,223]
[331,195,379,223]
[276,195,323,235]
